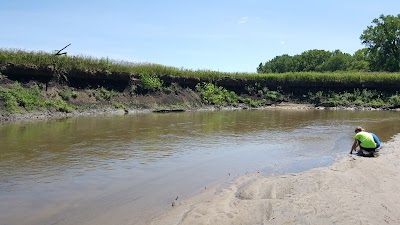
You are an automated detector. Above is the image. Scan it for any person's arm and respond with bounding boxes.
[350,139,359,154]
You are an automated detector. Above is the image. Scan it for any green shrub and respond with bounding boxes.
[0,82,73,113]
[307,89,396,108]
[138,72,163,92]
[45,98,73,113]
[353,98,364,106]
[195,82,238,106]
[71,91,78,99]
[264,90,282,101]
[0,91,19,112]
[388,94,400,107]
[307,91,326,103]
[238,97,266,107]
[59,89,78,101]
[367,98,385,108]
[112,102,127,109]
[95,87,117,101]
[245,85,283,103]
[0,82,43,111]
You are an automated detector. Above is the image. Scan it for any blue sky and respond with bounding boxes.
[1,0,399,72]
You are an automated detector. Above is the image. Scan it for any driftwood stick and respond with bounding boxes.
[54,43,71,56]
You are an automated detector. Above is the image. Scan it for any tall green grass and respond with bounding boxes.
[2,48,400,84]
[245,71,400,83]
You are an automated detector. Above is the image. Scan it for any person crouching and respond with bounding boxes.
[350,126,380,157]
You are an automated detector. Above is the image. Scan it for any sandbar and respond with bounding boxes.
[149,135,400,225]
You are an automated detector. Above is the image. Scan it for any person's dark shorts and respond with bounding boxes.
[357,147,376,157]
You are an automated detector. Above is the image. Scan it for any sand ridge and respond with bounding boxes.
[149,135,400,225]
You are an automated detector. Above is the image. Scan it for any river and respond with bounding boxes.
[0,109,399,225]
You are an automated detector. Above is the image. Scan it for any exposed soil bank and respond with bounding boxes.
[2,63,400,92]
[1,64,399,123]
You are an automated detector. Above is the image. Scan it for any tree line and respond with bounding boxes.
[257,14,400,73]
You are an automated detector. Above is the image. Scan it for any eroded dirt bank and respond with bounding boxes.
[1,63,399,123]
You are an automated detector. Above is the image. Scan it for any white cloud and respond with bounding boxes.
[238,16,248,24]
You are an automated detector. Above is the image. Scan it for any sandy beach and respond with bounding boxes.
[148,135,400,225]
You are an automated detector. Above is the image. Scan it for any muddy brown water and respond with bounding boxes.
[0,109,399,225]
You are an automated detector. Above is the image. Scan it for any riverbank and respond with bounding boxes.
[2,59,400,123]
[148,134,400,225]
[0,103,311,123]
[2,101,396,124]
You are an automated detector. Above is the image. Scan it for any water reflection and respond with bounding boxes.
[1,110,399,185]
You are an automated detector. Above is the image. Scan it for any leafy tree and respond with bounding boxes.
[258,50,334,73]
[360,14,400,72]
[261,54,295,73]
[297,49,332,72]
[350,48,370,71]
[318,50,352,72]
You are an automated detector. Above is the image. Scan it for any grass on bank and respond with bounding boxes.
[196,82,400,108]
[0,82,73,113]
[2,49,400,85]
[2,49,400,112]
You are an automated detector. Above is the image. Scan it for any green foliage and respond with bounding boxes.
[95,87,117,101]
[195,83,277,107]
[261,54,295,73]
[367,98,385,108]
[0,49,133,73]
[351,48,370,71]
[298,49,333,72]
[0,82,73,113]
[45,98,73,113]
[0,83,42,111]
[245,84,283,103]
[258,49,353,73]
[1,49,400,110]
[262,88,282,101]
[2,48,400,112]
[59,89,78,101]
[360,14,400,72]
[0,90,19,112]
[307,89,400,108]
[138,72,163,92]
[2,49,400,87]
[307,91,325,103]
[258,14,399,73]
[388,94,400,107]
[71,91,78,99]
[195,83,238,106]
[162,85,175,94]
[249,71,400,85]
[318,50,353,72]
[112,102,127,110]
[238,97,266,107]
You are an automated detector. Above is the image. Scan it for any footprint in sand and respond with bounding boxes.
[381,203,391,212]
[226,213,234,218]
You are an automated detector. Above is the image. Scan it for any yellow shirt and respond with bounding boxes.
[354,131,376,149]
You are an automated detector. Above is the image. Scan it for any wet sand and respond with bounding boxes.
[148,134,400,225]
